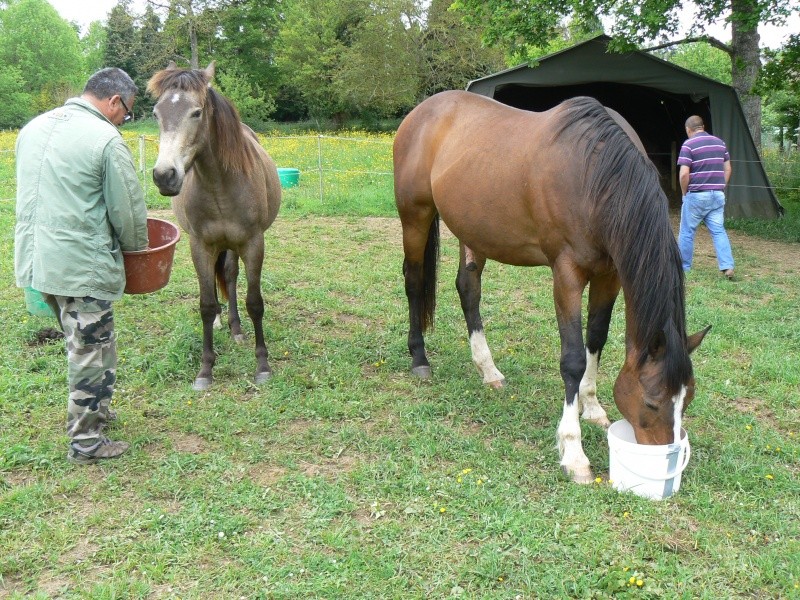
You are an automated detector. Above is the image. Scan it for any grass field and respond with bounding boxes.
[1,125,799,599]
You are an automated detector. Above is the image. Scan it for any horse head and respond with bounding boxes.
[148,61,215,196]
[613,326,710,445]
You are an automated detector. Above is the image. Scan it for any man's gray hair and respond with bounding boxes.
[83,68,138,102]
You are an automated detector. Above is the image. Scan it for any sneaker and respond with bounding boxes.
[722,269,735,280]
[67,436,130,464]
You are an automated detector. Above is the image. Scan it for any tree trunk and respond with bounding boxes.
[730,0,762,149]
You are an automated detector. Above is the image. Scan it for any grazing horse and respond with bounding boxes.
[393,91,709,483]
[148,62,281,391]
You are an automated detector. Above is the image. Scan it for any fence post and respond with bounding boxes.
[139,135,147,197]
[317,134,324,203]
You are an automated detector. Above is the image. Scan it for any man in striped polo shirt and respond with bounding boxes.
[677,115,735,279]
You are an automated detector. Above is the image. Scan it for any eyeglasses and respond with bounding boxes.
[119,97,133,124]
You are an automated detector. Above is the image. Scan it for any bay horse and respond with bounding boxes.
[148,62,281,391]
[394,90,710,483]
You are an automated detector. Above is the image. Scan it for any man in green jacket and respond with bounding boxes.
[15,67,150,464]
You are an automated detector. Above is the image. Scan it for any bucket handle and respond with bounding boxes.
[612,442,691,482]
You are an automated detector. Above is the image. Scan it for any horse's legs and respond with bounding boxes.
[239,237,271,384]
[552,262,594,483]
[190,241,220,391]
[578,272,620,427]
[456,243,505,388]
[222,250,246,343]
[399,207,438,379]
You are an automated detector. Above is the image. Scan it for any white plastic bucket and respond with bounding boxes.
[607,419,690,500]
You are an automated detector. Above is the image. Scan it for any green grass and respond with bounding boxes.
[1,125,799,598]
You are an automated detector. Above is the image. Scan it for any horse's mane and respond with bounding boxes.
[554,97,691,394]
[147,67,255,174]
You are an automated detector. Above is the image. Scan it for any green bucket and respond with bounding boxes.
[24,287,55,317]
[277,167,300,188]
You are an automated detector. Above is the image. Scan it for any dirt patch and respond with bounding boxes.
[172,433,206,454]
[249,463,287,487]
[732,397,779,428]
[299,453,359,479]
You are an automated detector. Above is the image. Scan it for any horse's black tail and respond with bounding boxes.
[215,251,229,301]
[420,215,440,332]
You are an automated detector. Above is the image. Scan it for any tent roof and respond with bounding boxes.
[467,35,783,219]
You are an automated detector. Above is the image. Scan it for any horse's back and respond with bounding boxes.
[394,91,593,266]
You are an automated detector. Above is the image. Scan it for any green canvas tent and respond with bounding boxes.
[467,35,783,219]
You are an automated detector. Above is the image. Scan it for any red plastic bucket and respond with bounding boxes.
[123,217,181,294]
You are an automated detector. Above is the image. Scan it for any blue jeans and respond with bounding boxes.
[678,191,734,272]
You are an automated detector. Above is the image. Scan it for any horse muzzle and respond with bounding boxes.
[152,165,184,197]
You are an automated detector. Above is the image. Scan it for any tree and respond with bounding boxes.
[275,0,371,120]
[0,0,83,113]
[759,35,800,150]
[0,64,34,127]
[104,1,139,77]
[451,0,799,147]
[81,21,108,76]
[419,0,505,97]
[333,0,422,117]
[656,42,732,85]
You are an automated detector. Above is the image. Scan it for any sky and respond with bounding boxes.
[47,0,798,49]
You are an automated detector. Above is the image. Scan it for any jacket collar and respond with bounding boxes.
[65,97,117,127]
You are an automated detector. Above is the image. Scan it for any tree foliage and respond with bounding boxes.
[0,0,83,113]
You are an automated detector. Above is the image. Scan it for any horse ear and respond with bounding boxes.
[647,330,666,360]
[204,61,216,84]
[167,60,177,70]
[687,325,712,354]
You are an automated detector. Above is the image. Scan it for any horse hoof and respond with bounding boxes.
[561,465,594,485]
[192,377,212,391]
[254,371,272,385]
[411,365,432,379]
[486,378,506,389]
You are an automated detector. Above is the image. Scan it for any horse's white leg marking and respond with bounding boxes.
[557,394,593,483]
[672,386,687,443]
[469,330,505,387]
[213,314,223,330]
[464,245,476,266]
[578,349,610,427]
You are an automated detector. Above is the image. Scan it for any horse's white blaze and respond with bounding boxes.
[171,92,181,104]
[578,349,609,424]
[557,394,591,477]
[672,386,687,444]
[469,330,504,384]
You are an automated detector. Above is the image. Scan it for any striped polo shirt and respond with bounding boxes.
[677,133,730,192]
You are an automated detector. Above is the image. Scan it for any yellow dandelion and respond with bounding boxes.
[629,576,636,584]
[284,351,289,356]
[462,468,472,475]
[636,579,644,587]
[439,507,446,514]
[595,476,602,483]
[477,479,483,486]
[765,474,774,480]
[623,512,630,518]
[187,400,192,406]
[745,424,752,430]
[498,576,504,582]
[457,477,463,483]
[623,567,630,572]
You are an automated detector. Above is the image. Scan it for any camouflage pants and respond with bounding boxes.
[44,295,117,444]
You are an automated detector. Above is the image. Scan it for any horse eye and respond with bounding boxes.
[644,398,659,410]
[191,109,202,119]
